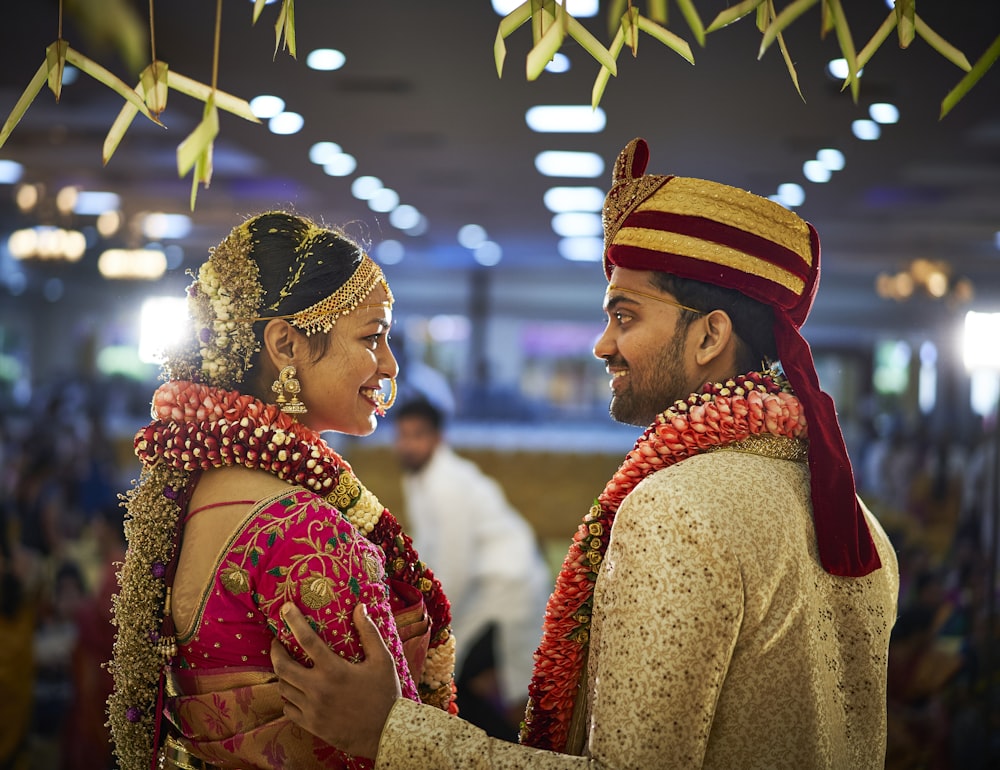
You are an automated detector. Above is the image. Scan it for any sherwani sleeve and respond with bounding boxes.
[376,471,745,768]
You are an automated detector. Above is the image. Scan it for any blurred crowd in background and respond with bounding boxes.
[1,374,999,769]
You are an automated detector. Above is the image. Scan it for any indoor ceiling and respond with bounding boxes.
[1,0,999,348]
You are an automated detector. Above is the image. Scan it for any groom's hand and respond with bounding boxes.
[270,602,401,759]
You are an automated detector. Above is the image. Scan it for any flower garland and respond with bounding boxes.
[108,381,456,770]
[520,370,807,751]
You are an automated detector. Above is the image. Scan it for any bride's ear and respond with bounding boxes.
[261,319,301,370]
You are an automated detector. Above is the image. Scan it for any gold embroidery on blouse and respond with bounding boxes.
[707,435,809,462]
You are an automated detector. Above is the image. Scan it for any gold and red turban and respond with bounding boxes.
[603,137,880,578]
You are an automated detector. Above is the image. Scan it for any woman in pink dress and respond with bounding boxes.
[107,212,456,770]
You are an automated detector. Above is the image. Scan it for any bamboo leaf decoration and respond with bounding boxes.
[495,0,992,115]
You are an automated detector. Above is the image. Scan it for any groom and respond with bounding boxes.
[270,137,899,768]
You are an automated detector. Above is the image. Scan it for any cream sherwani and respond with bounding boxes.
[377,447,899,769]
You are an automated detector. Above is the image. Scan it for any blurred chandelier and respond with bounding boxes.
[875,258,973,305]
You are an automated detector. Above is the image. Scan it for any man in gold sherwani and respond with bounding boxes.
[271,137,899,769]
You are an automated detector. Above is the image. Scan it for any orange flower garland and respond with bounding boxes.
[520,370,806,751]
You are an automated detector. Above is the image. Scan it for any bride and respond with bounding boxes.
[107,212,456,769]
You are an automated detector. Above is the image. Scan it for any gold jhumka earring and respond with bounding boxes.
[272,365,307,414]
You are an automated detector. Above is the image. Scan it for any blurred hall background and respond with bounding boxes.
[1,1,1000,768]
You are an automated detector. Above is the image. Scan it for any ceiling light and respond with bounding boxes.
[368,188,399,213]
[492,0,596,16]
[8,226,86,261]
[825,57,864,80]
[389,204,420,230]
[545,53,571,73]
[15,183,39,211]
[249,94,285,119]
[852,119,881,141]
[776,183,805,208]
[526,105,606,133]
[74,190,121,215]
[351,175,383,200]
[544,186,605,213]
[404,214,429,236]
[802,160,831,184]
[995,231,1000,250]
[56,186,79,214]
[552,212,602,237]
[61,65,78,85]
[0,159,23,184]
[869,102,899,124]
[268,111,304,135]
[309,141,342,164]
[142,213,192,239]
[558,236,603,262]
[816,148,845,171]
[473,241,502,266]
[323,154,357,176]
[96,210,122,237]
[375,239,404,265]
[307,48,346,71]
[458,224,487,249]
[535,150,604,178]
[98,248,167,280]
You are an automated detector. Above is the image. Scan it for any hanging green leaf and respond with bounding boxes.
[252,0,268,24]
[494,0,533,77]
[606,0,628,37]
[46,39,68,101]
[852,11,896,77]
[775,17,804,102]
[65,45,159,122]
[0,61,48,149]
[566,14,617,75]
[168,71,260,122]
[707,0,763,33]
[177,97,219,210]
[140,60,170,117]
[622,6,639,55]
[896,0,915,49]
[826,0,860,102]
[647,0,668,25]
[637,14,695,64]
[592,26,625,108]
[758,0,817,59]
[915,16,971,72]
[941,32,1000,118]
[526,2,566,80]
[675,0,706,48]
[273,0,296,59]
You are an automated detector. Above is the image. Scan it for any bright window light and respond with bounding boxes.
[72,190,120,215]
[369,188,399,213]
[139,297,189,363]
[776,183,805,208]
[803,160,831,184]
[535,150,604,178]
[963,311,1000,372]
[558,236,603,262]
[306,48,346,71]
[552,212,602,238]
[309,141,342,164]
[249,94,285,119]
[526,105,606,133]
[142,213,192,240]
[869,102,899,124]
[493,0,597,15]
[351,176,383,200]
[544,186,604,213]
[458,224,487,249]
[389,204,420,230]
[970,369,1000,417]
[474,241,502,266]
[323,154,357,176]
[0,159,23,184]
[546,53,571,73]
[817,148,845,171]
[918,340,937,415]
[268,112,304,135]
[852,119,881,141]
[375,239,404,265]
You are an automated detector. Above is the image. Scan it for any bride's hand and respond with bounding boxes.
[270,602,402,759]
